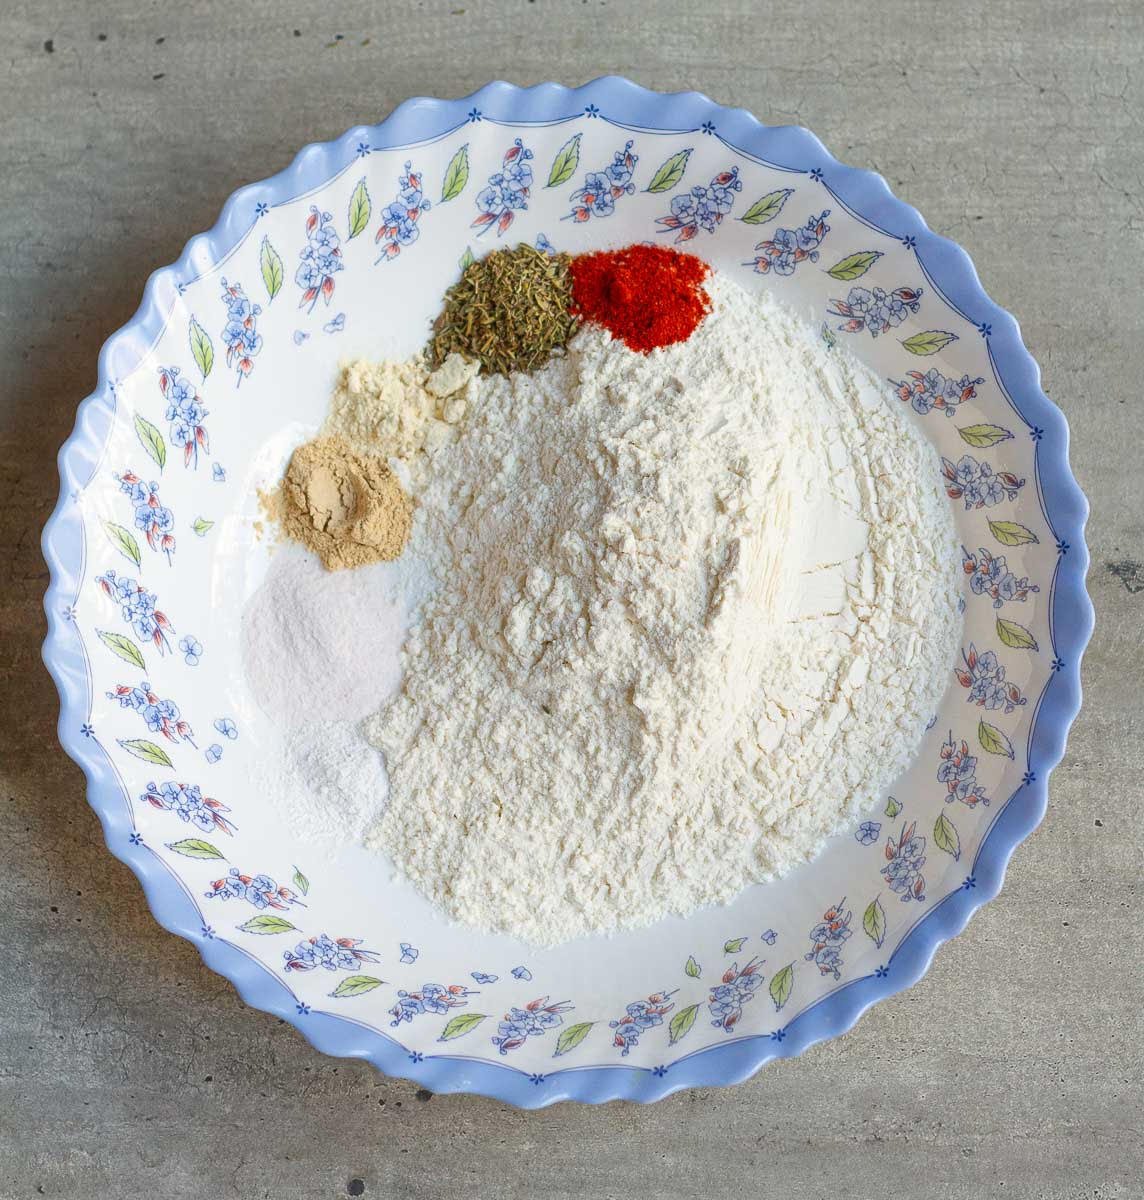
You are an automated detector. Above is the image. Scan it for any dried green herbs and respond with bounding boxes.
[429,244,579,376]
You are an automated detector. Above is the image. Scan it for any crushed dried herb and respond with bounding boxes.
[429,244,579,376]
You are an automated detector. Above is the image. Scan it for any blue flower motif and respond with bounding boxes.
[408,1050,423,1062]
[893,367,984,418]
[467,107,481,122]
[356,141,371,158]
[962,546,1039,609]
[158,365,209,468]
[805,900,853,978]
[399,942,419,964]
[881,821,928,902]
[205,866,301,910]
[214,717,238,740]
[296,208,343,311]
[140,781,236,835]
[255,201,269,219]
[510,965,532,981]
[115,472,176,561]
[955,643,1026,714]
[584,103,599,117]
[855,820,881,846]
[108,680,193,745]
[97,570,175,653]
[375,162,430,262]
[828,284,923,339]
[708,958,765,1032]
[491,997,572,1054]
[296,1002,311,1015]
[652,1064,668,1077]
[81,723,94,737]
[389,982,475,1026]
[566,141,638,224]
[283,933,379,973]
[128,831,143,845]
[205,744,223,764]
[534,232,555,255]
[471,971,498,984]
[609,990,676,1055]
[212,462,227,483]
[760,928,777,946]
[179,635,202,666]
[750,208,836,275]
[219,279,262,383]
[658,167,742,242]
[472,139,533,238]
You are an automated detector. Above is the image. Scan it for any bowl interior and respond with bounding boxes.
[47,86,1081,1097]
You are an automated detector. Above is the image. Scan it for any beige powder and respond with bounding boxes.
[273,435,412,571]
[322,352,478,474]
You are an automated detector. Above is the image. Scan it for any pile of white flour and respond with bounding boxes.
[359,277,961,944]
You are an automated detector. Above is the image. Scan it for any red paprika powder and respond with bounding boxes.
[569,244,710,352]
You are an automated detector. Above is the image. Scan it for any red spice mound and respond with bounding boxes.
[569,244,711,352]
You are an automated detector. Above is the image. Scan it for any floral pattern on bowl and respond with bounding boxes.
[41,79,1091,1107]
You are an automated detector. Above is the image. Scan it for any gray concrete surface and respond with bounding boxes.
[2,1,1141,1197]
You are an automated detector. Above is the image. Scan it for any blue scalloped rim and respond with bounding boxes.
[41,78,1092,1107]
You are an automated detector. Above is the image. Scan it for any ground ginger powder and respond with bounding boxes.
[273,435,412,571]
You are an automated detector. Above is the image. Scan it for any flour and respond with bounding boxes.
[361,276,962,945]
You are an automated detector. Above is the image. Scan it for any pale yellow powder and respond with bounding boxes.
[322,352,478,473]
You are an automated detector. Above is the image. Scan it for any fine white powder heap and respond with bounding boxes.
[362,276,961,945]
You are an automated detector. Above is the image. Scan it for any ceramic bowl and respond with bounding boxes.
[42,79,1091,1106]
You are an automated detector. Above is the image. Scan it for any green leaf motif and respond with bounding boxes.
[769,963,794,1012]
[192,517,214,537]
[863,896,887,948]
[934,811,961,861]
[104,521,141,568]
[441,144,470,202]
[119,738,173,768]
[668,1003,701,1046]
[97,630,146,670]
[739,188,793,225]
[884,796,902,819]
[439,1012,488,1042]
[723,937,747,954]
[347,177,371,239]
[459,245,475,272]
[684,955,701,979]
[646,148,693,193]
[259,236,284,300]
[167,837,224,860]
[292,865,310,896]
[826,250,883,281]
[996,617,1038,651]
[958,423,1013,448]
[554,1021,594,1057]
[901,329,958,356]
[988,519,1039,547]
[979,719,1015,759]
[189,315,214,380]
[238,914,297,935]
[547,133,582,188]
[134,414,166,470]
[331,974,384,998]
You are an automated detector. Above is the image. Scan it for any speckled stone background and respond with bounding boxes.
[2,2,1141,1198]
